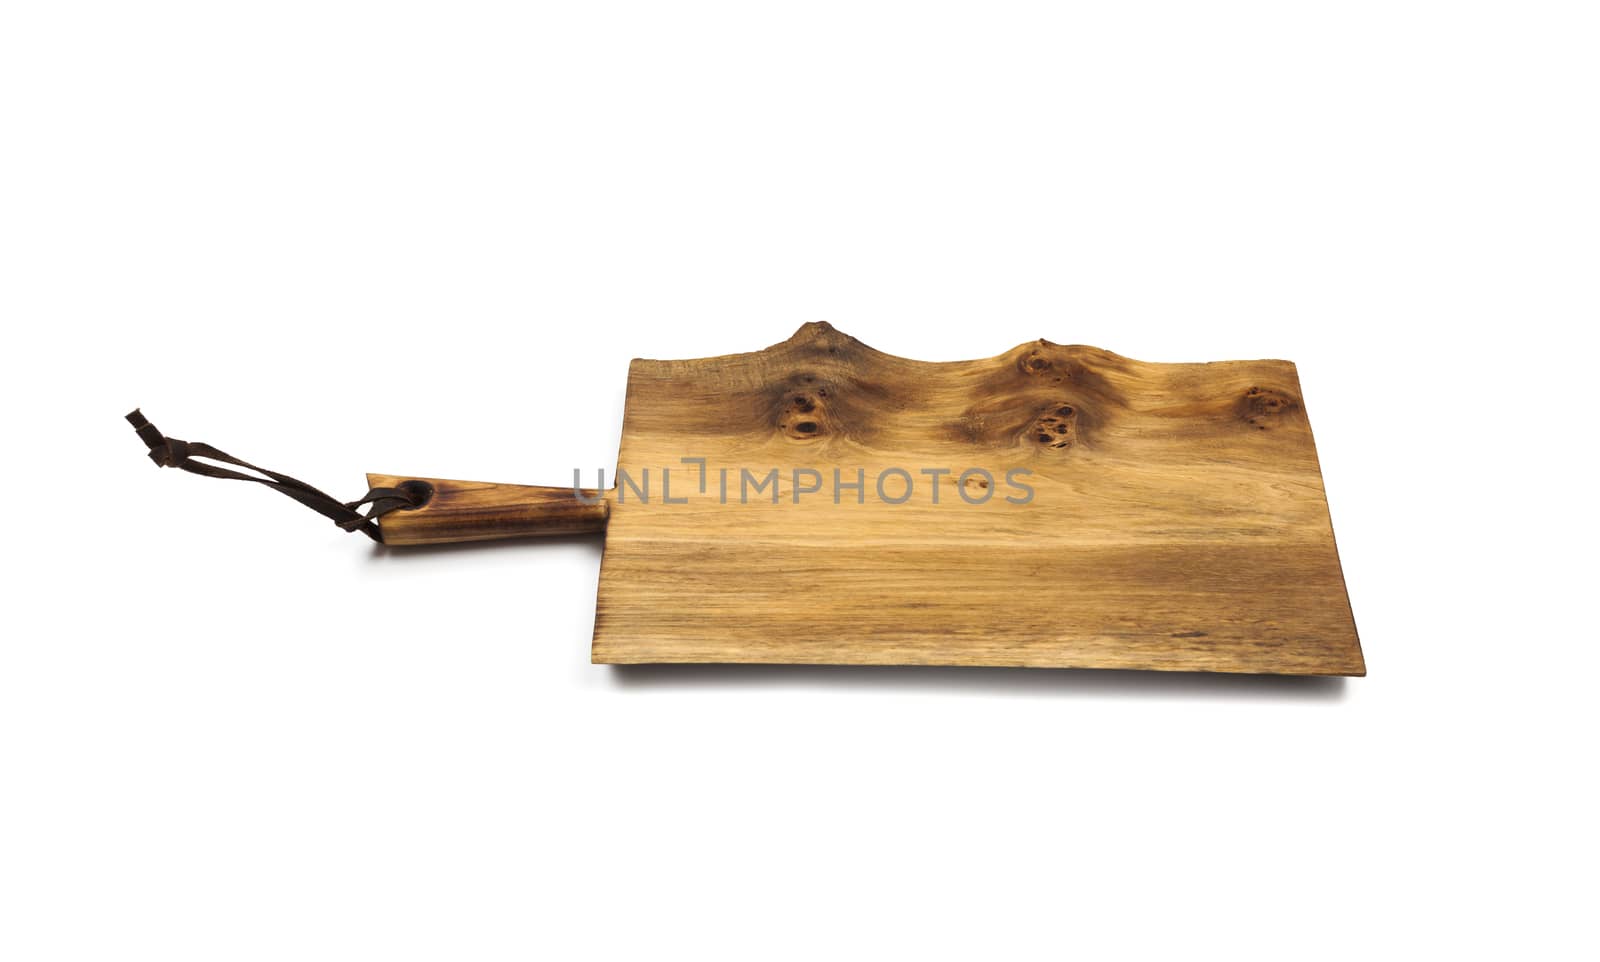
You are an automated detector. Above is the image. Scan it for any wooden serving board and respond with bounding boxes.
[376,323,1362,675]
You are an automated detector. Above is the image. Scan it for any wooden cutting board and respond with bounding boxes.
[372,323,1362,675]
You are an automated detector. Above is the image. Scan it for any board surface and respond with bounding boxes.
[592,323,1362,675]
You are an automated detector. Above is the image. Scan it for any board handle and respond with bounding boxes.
[366,474,609,546]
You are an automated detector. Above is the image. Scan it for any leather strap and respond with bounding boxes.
[125,409,426,542]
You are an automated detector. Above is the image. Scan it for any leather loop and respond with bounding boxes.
[125,409,425,542]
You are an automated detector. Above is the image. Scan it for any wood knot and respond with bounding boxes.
[1015,341,1093,389]
[781,390,827,440]
[1239,386,1299,431]
[1029,403,1077,450]
[1019,347,1054,375]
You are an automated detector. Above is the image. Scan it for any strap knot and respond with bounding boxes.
[152,436,189,467]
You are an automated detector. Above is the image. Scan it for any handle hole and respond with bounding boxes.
[397,480,435,510]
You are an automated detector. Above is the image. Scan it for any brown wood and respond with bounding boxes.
[367,475,607,545]
[591,323,1362,675]
[369,323,1362,675]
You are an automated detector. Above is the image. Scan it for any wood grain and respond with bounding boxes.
[368,475,607,545]
[590,322,1363,675]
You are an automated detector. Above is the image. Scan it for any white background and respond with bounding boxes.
[3,2,1596,959]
